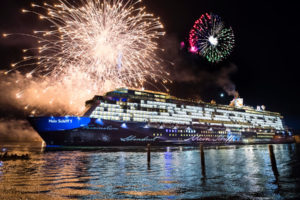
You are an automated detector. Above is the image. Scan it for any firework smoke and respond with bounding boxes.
[0,119,42,142]
[0,71,92,115]
[2,0,166,115]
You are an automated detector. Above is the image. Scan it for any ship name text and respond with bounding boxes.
[48,119,73,123]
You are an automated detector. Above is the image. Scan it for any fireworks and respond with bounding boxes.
[2,0,167,114]
[189,13,234,63]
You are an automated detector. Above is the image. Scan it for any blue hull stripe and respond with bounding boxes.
[29,116,91,132]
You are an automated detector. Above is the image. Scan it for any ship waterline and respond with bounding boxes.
[28,88,293,147]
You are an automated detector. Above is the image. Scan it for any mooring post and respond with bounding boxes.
[147,143,151,163]
[200,144,206,176]
[268,144,279,177]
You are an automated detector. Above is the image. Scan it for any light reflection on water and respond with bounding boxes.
[0,143,299,199]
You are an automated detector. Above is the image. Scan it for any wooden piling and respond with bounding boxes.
[268,144,279,177]
[200,144,206,176]
[147,143,151,163]
[294,135,300,143]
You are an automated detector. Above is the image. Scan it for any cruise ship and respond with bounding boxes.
[28,88,293,147]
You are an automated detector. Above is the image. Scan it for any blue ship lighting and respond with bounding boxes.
[143,124,150,129]
[95,119,104,126]
[46,145,62,148]
[121,123,128,129]
[30,116,91,132]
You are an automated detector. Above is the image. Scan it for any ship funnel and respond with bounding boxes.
[230,97,244,108]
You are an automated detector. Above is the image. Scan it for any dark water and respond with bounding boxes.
[0,143,299,200]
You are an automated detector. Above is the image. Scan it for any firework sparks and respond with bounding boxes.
[2,0,167,115]
[189,13,235,63]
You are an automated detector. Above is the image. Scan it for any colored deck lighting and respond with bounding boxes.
[95,119,104,126]
[121,123,128,129]
[144,124,149,128]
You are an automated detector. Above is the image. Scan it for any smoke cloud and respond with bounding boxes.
[160,35,238,99]
[0,119,42,142]
[216,64,239,97]
[0,70,114,117]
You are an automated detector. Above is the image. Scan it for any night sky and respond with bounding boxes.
[0,0,299,129]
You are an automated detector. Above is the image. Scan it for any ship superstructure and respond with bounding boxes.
[28,88,292,146]
[87,88,284,137]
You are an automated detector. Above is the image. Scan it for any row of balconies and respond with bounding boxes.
[95,102,283,129]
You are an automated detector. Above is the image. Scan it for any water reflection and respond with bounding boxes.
[0,143,299,199]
